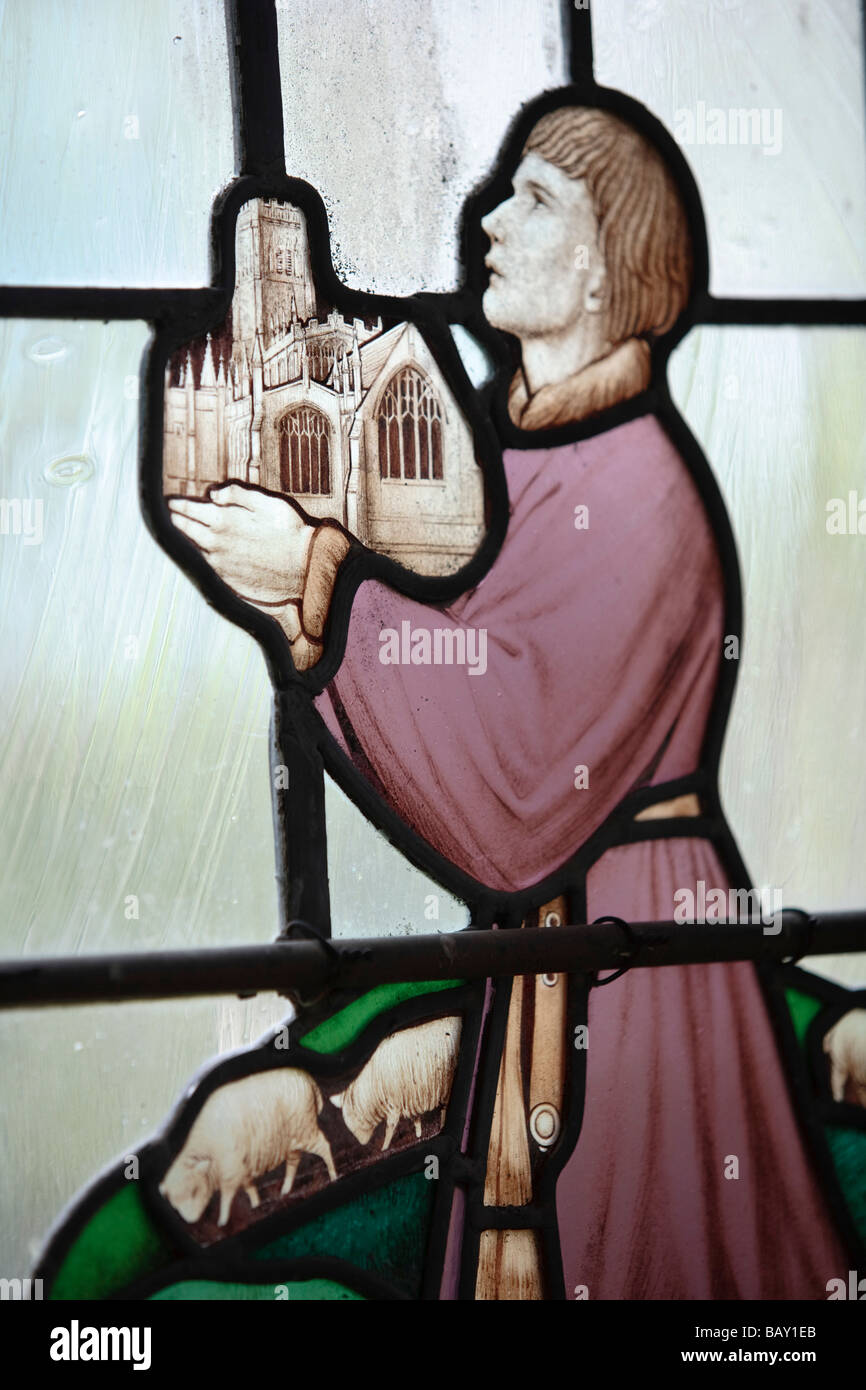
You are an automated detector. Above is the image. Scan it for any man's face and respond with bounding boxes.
[481,152,604,339]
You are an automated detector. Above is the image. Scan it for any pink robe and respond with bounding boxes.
[315,414,846,1298]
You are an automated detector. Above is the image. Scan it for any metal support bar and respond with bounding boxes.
[0,911,863,1010]
[0,288,862,327]
[0,286,225,322]
[225,0,286,178]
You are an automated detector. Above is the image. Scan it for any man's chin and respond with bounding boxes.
[481,286,523,336]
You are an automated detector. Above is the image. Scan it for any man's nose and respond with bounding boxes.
[481,204,505,243]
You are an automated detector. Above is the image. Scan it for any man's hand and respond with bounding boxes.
[168,484,315,606]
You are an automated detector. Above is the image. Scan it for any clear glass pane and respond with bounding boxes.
[0,319,278,954]
[325,775,471,937]
[277,0,567,294]
[670,324,866,984]
[593,0,866,297]
[0,0,234,285]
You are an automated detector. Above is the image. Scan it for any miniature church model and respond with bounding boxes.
[163,199,484,576]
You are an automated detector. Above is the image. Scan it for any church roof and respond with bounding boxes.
[358,321,408,390]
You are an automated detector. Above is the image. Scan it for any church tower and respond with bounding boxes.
[231,200,318,363]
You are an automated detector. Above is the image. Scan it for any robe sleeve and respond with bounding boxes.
[315,427,724,892]
[269,522,352,672]
[302,523,353,640]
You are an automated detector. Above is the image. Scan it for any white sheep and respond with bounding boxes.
[331,1016,462,1150]
[159,1067,336,1227]
[823,1009,866,1107]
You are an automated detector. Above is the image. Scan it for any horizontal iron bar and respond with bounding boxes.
[0,286,863,328]
[699,296,866,325]
[0,286,225,322]
[0,911,863,1010]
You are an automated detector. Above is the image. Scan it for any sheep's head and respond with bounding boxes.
[330,1090,376,1147]
[159,1152,214,1224]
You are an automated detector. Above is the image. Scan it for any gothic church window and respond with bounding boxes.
[279,406,331,495]
[308,339,339,383]
[377,366,444,481]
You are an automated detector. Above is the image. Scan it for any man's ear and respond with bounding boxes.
[583,264,606,315]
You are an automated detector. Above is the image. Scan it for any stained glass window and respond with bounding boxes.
[2,0,866,1352]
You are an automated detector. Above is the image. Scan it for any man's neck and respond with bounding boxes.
[507,336,652,430]
[519,320,612,397]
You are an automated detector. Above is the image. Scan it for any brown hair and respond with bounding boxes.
[523,106,692,343]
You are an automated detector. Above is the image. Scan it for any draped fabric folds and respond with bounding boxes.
[315,415,846,1298]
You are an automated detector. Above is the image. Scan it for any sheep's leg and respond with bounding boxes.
[382,1112,399,1151]
[440,1106,447,1127]
[281,1151,301,1195]
[414,1116,422,1138]
[244,1183,260,1209]
[217,1185,238,1227]
[830,1060,847,1103]
[309,1132,337,1183]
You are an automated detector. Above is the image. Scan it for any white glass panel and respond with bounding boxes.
[0,0,234,285]
[592,0,866,297]
[670,324,866,984]
[326,775,471,938]
[0,319,279,954]
[277,0,567,294]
